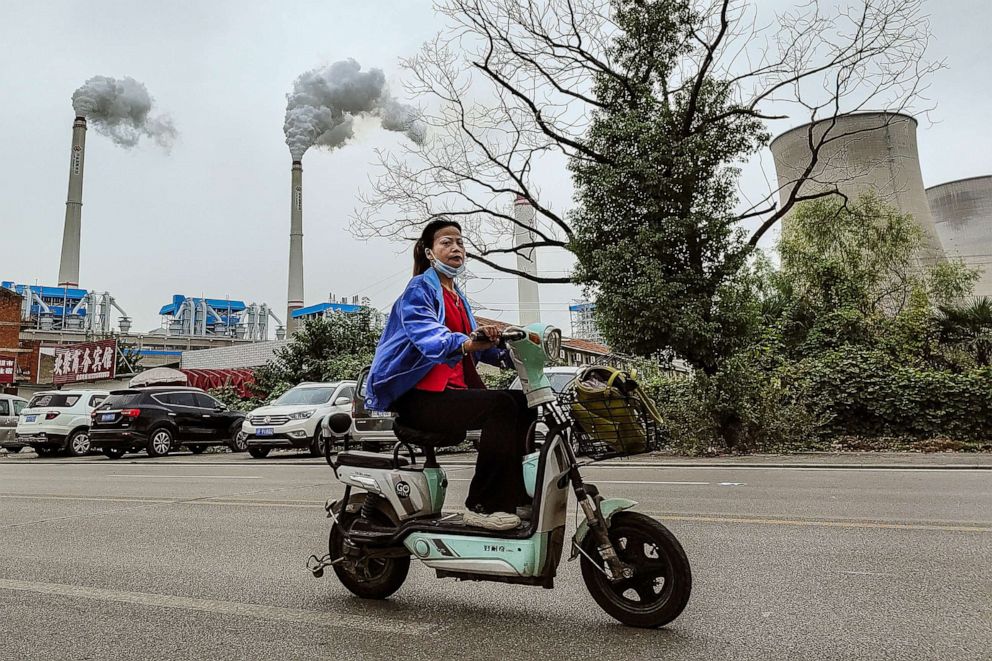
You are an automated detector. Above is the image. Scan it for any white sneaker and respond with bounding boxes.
[463,509,521,531]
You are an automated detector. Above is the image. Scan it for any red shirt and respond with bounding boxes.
[416,288,472,392]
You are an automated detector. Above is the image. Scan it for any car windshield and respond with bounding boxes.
[28,393,82,408]
[99,393,144,409]
[508,372,578,393]
[274,387,334,406]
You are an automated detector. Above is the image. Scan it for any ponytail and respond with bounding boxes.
[412,218,461,276]
[412,238,431,276]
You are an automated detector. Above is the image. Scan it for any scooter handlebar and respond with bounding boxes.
[470,328,527,346]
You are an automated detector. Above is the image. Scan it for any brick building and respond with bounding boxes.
[0,288,24,392]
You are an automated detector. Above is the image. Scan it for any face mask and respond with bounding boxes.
[427,249,466,279]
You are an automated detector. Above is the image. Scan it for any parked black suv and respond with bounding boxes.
[90,387,247,459]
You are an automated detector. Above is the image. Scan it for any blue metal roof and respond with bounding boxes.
[292,302,363,318]
[159,295,247,316]
[2,281,87,300]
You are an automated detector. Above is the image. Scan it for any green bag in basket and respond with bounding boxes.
[570,365,662,455]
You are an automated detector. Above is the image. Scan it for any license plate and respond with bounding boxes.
[256,428,274,437]
[25,415,36,423]
[370,411,392,418]
[100,413,115,422]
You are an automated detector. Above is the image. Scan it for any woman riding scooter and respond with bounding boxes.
[365,219,535,531]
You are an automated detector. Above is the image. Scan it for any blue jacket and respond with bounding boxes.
[365,267,511,412]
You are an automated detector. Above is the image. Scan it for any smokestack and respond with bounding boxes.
[513,195,542,326]
[286,160,305,334]
[58,116,87,287]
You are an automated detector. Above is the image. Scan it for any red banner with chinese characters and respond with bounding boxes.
[0,356,14,384]
[53,339,117,384]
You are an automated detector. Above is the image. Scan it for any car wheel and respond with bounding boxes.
[229,430,249,453]
[5,446,22,454]
[102,447,126,460]
[146,428,174,457]
[188,445,206,454]
[308,429,326,457]
[65,430,91,457]
[248,447,270,459]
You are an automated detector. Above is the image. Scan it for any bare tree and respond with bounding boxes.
[352,0,939,282]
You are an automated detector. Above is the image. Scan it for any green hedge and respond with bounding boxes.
[793,350,992,440]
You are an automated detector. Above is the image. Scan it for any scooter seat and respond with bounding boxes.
[336,450,409,469]
[393,419,465,447]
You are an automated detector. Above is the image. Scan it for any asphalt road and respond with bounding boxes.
[0,452,989,661]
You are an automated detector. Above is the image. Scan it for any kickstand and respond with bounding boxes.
[306,553,342,578]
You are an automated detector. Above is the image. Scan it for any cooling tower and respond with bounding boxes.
[58,116,87,287]
[927,175,992,299]
[513,195,542,325]
[769,112,944,262]
[286,160,304,334]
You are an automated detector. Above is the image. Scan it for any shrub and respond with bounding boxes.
[645,356,818,455]
[792,349,992,440]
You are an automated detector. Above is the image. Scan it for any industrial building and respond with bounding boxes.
[158,294,284,340]
[290,295,372,323]
[770,112,945,263]
[927,175,992,299]
[569,302,605,345]
[1,281,131,334]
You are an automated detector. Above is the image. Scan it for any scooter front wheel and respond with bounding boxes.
[329,507,410,600]
[580,512,691,628]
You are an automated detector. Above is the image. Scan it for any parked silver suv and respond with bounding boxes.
[0,394,29,453]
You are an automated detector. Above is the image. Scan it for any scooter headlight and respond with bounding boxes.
[543,327,561,360]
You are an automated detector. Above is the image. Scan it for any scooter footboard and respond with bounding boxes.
[569,498,637,560]
[405,529,561,578]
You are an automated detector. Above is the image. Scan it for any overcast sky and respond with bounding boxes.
[1,1,989,337]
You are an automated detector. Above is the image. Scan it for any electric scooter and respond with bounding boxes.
[308,324,692,628]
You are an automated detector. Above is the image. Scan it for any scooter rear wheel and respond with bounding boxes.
[329,506,410,600]
[580,512,691,628]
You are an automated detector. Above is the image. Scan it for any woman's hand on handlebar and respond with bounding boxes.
[463,325,500,353]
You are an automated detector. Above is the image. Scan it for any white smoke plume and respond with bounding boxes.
[71,76,177,150]
[283,58,425,160]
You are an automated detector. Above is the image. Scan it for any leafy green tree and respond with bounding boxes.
[771,194,977,361]
[251,310,383,401]
[570,0,767,373]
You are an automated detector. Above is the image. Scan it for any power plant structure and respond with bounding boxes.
[158,295,285,340]
[769,112,945,263]
[569,301,604,344]
[2,281,131,334]
[291,294,374,324]
[927,175,992,299]
[513,195,542,325]
[58,116,87,287]
[286,160,305,335]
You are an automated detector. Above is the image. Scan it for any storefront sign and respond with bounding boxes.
[53,339,117,384]
[0,356,14,384]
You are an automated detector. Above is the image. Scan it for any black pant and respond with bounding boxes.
[394,388,536,514]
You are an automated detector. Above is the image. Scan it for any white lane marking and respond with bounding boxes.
[448,478,712,485]
[719,482,747,486]
[585,466,992,473]
[109,475,262,479]
[594,480,712,485]
[836,570,898,577]
[0,578,435,635]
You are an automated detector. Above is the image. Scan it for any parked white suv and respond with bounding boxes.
[15,389,109,457]
[242,381,356,458]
